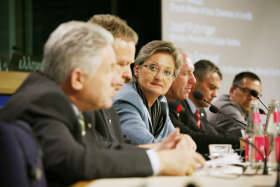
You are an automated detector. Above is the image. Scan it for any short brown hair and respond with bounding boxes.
[194,59,222,81]
[134,40,183,77]
[232,71,261,87]
[88,14,138,43]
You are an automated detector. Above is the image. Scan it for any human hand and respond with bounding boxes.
[157,146,205,176]
[239,138,247,149]
[154,128,181,151]
[179,133,197,151]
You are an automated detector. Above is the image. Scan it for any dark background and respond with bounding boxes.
[33,0,161,59]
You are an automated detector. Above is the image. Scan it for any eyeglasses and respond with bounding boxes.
[141,63,175,79]
[235,85,262,97]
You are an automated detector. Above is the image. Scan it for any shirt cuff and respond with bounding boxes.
[146,149,160,175]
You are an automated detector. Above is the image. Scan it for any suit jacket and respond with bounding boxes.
[168,100,239,155]
[0,72,152,187]
[113,83,175,144]
[207,94,246,138]
[85,107,133,148]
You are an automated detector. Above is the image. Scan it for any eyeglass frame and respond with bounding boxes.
[233,84,262,97]
[140,62,176,79]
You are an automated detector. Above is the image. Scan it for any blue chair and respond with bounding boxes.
[0,120,47,187]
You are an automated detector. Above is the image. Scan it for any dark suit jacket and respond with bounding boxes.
[0,72,152,187]
[168,100,240,155]
[85,107,133,148]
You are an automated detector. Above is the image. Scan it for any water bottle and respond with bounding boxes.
[251,100,266,168]
[268,99,280,170]
[245,101,257,167]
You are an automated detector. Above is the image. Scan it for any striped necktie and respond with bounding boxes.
[77,113,86,137]
[195,109,201,128]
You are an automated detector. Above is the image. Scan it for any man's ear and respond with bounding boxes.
[229,86,235,95]
[133,64,140,77]
[70,68,85,91]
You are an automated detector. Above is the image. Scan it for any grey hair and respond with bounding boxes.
[134,40,183,77]
[41,21,114,84]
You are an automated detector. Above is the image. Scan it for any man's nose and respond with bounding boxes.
[211,90,217,98]
[190,74,196,86]
[154,70,165,80]
[123,66,132,82]
[248,94,255,100]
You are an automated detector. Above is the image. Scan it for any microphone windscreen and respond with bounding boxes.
[209,105,220,113]
[250,90,258,98]
[259,108,266,115]
[193,90,204,101]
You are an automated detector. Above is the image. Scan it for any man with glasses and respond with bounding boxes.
[207,71,262,138]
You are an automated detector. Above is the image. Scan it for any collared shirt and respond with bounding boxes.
[187,98,197,114]
[72,104,86,137]
[146,149,160,175]
[187,98,207,119]
[72,104,80,116]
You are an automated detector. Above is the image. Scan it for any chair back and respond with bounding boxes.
[0,120,47,187]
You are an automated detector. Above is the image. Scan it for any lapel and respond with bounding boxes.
[198,107,219,135]
[82,111,95,131]
[142,100,153,134]
[198,108,207,132]
[101,109,119,141]
[199,108,207,122]
[181,100,201,131]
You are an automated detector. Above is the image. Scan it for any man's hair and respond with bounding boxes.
[88,14,138,43]
[232,71,261,87]
[194,59,222,81]
[134,40,183,77]
[41,21,114,84]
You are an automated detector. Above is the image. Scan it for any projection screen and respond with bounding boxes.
[162,0,280,106]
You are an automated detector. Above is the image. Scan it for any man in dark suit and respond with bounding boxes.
[86,14,137,146]
[0,21,204,186]
[166,57,239,156]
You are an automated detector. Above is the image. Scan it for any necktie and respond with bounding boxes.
[77,113,86,137]
[195,109,201,128]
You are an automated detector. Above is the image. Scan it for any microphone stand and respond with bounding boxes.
[194,90,269,175]
[209,105,268,175]
[250,90,269,111]
[276,159,280,187]
[257,97,269,111]
[240,138,268,175]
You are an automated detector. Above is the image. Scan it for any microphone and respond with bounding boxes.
[259,108,266,115]
[193,90,210,104]
[250,90,269,111]
[193,91,252,132]
[209,105,250,132]
[193,90,254,132]
[193,90,268,175]
[209,105,268,175]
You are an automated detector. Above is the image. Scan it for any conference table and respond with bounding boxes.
[72,168,277,187]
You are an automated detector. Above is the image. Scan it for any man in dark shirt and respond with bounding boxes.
[86,14,137,145]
